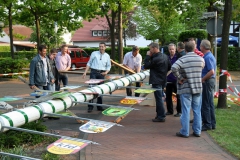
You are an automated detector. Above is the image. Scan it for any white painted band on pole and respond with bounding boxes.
[0,70,149,132]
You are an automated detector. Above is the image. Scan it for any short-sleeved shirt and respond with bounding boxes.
[123,52,142,72]
[87,51,111,71]
[55,52,71,71]
[202,51,216,78]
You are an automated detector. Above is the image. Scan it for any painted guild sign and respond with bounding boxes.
[47,138,88,154]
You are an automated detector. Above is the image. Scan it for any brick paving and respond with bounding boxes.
[0,73,238,160]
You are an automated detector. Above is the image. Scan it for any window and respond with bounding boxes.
[92,31,98,36]
[70,51,75,58]
[76,51,81,58]
[103,31,107,36]
[98,31,102,36]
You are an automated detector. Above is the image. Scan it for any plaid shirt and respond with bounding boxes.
[171,52,205,94]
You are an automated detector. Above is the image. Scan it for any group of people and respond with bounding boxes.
[29,40,216,138]
[144,39,216,138]
[29,44,71,93]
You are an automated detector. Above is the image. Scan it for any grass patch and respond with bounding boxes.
[208,98,240,159]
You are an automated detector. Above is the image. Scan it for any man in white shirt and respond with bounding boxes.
[83,42,111,112]
[123,46,142,97]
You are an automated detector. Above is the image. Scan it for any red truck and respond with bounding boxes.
[68,48,90,68]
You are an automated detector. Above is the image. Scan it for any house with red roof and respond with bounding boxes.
[0,25,36,51]
[71,17,151,48]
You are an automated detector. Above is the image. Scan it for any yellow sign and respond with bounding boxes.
[120,99,138,104]
[47,138,88,155]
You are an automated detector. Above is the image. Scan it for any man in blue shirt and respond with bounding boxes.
[200,39,216,131]
[83,42,111,112]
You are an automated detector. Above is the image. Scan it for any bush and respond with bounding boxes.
[0,58,29,74]
[0,51,36,60]
[0,46,10,52]
[217,47,240,71]
[0,121,50,148]
[178,29,207,42]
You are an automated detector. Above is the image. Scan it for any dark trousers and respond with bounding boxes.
[126,82,141,97]
[166,82,181,114]
[57,73,68,90]
[152,84,165,119]
[88,70,104,110]
[201,78,216,129]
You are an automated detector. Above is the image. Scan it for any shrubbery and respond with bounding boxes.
[0,58,29,73]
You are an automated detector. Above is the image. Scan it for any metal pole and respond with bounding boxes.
[72,101,139,110]
[2,126,98,144]
[215,11,218,92]
[0,152,41,160]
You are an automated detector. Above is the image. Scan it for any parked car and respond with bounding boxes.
[68,48,90,68]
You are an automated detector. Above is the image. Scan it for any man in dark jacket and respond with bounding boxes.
[144,42,171,122]
[47,48,59,91]
[29,45,55,91]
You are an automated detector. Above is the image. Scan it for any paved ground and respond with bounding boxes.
[0,72,239,160]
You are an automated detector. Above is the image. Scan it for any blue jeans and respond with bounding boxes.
[202,78,216,129]
[48,83,55,91]
[152,84,165,119]
[180,93,202,136]
[58,73,68,87]
[88,70,105,110]
[35,84,50,98]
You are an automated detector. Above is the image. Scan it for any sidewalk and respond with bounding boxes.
[83,92,236,160]
[0,73,238,160]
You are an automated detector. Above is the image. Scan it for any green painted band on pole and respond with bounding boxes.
[47,102,55,113]
[0,115,13,127]
[96,86,104,94]
[58,98,67,110]
[119,79,125,86]
[69,95,77,102]
[16,110,28,123]
[33,105,43,118]
[104,84,112,93]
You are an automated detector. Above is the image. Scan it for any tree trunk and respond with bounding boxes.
[217,0,232,108]
[8,4,14,59]
[35,14,41,49]
[110,11,116,60]
[118,2,123,75]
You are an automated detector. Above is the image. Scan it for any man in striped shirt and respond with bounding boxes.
[171,41,205,138]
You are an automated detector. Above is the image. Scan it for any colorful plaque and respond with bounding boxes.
[134,89,156,94]
[85,79,105,84]
[120,97,146,104]
[0,96,22,102]
[79,120,114,133]
[47,138,88,155]
[102,107,132,117]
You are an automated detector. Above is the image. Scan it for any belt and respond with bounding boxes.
[91,68,106,73]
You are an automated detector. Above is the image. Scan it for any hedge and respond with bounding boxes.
[0,46,239,74]
[0,58,29,74]
[178,29,208,42]
[0,46,10,52]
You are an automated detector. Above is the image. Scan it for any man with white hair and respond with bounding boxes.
[200,39,216,131]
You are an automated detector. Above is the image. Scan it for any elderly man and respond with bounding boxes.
[144,42,171,122]
[200,39,216,131]
[165,43,182,117]
[123,45,142,97]
[172,41,205,138]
